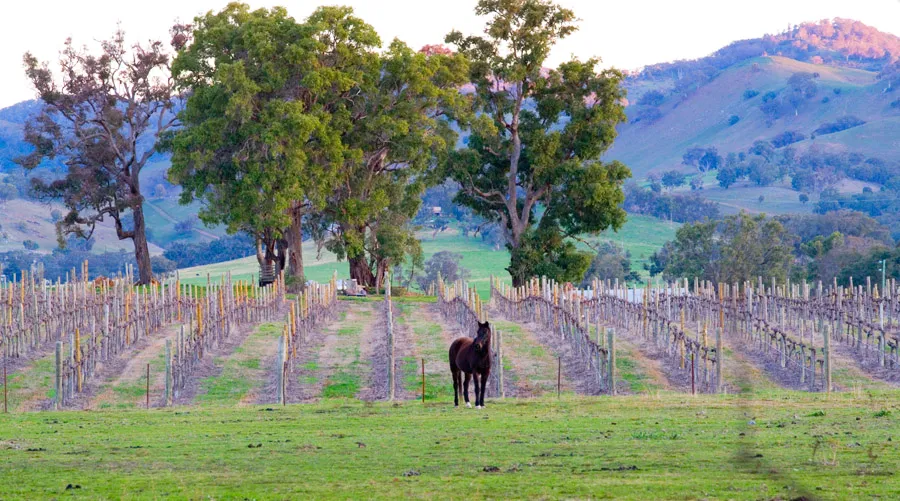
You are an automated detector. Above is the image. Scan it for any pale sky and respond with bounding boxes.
[3,0,900,108]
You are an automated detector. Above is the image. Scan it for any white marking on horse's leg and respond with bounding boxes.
[466,402,472,408]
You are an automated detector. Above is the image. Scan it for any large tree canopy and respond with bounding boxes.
[168,3,376,286]
[320,38,469,288]
[19,30,179,284]
[445,0,630,286]
[656,212,795,284]
[170,3,467,289]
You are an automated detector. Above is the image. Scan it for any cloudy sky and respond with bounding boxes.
[2,0,899,108]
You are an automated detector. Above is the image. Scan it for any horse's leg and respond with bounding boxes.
[463,373,472,408]
[472,373,480,408]
[479,368,490,408]
[451,368,459,407]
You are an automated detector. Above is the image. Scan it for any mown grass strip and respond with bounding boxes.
[196,322,284,406]
[0,392,897,499]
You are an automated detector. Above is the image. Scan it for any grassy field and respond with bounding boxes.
[179,214,679,298]
[0,392,897,499]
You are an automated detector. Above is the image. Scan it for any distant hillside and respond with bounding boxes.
[608,19,900,215]
[2,17,899,255]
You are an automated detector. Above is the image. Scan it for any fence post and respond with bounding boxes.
[386,275,395,402]
[276,334,286,405]
[165,340,172,407]
[557,356,561,399]
[54,341,62,410]
[691,352,696,396]
[607,329,616,396]
[823,324,832,393]
[421,358,425,404]
[715,327,723,393]
[146,363,150,409]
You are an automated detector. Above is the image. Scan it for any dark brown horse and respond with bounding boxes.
[449,321,492,408]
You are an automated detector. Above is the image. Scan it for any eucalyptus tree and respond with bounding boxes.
[320,37,470,288]
[445,0,631,286]
[168,3,376,286]
[19,30,179,284]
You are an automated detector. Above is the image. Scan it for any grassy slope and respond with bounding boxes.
[0,393,897,499]
[180,214,678,297]
[611,57,900,216]
[0,199,166,255]
[610,56,897,181]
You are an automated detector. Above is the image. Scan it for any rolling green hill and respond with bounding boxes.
[610,56,899,181]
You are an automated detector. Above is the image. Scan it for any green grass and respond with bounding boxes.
[317,304,370,400]
[615,347,660,394]
[394,302,454,401]
[3,356,57,411]
[491,320,564,396]
[321,372,362,399]
[0,393,898,499]
[181,214,679,299]
[195,322,284,406]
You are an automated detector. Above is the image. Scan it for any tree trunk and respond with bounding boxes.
[275,240,287,277]
[255,237,276,286]
[285,214,304,291]
[132,204,153,285]
[349,254,375,288]
[375,259,389,294]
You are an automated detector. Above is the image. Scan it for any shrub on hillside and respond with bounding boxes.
[622,183,720,223]
[631,106,662,124]
[771,130,806,148]
[813,116,866,136]
[727,115,740,126]
[742,89,759,100]
[22,240,38,251]
[638,90,666,107]
[661,170,687,189]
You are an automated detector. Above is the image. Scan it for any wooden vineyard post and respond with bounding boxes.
[165,340,172,407]
[557,357,561,399]
[74,329,82,392]
[55,341,62,410]
[387,276,395,402]
[715,327,723,393]
[421,358,425,404]
[691,352,696,396]
[824,324,832,393]
[276,333,286,405]
[146,363,150,409]
[3,358,7,414]
[607,329,616,396]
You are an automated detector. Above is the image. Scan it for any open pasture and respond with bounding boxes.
[1,273,900,500]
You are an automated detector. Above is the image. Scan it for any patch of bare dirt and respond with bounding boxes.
[67,327,178,410]
[614,337,672,393]
[174,320,266,405]
[725,335,819,392]
[831,342,900,387]
[356,302,388,402]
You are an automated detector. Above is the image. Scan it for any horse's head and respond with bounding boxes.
[474,321,491,352]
